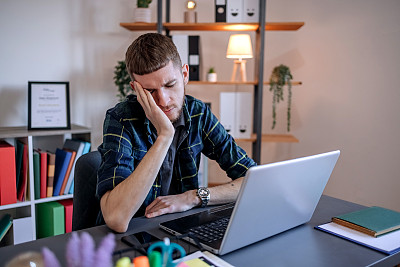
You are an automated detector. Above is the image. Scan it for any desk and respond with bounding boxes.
[0,195,399,267]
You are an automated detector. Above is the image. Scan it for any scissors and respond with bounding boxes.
[147,237,186,267]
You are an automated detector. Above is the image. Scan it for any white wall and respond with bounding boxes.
[1,0,399,211]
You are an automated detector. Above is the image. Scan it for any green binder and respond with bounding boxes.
[36,202,65,238]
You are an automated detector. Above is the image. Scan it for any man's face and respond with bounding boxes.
[133,61,189,123]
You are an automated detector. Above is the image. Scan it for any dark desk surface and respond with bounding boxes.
[0,195,399,267]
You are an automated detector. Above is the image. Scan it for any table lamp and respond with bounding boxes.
[184,1,197,23]
[226,34,253,82]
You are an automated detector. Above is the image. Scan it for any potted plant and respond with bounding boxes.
[134,0,152,23]
[269,64,293,131]
[206,67,217,82]
[114,61,131,101]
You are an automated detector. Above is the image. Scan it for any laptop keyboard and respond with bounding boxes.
[189,217,230,243]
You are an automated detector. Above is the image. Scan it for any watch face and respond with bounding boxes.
[198,187,210,197]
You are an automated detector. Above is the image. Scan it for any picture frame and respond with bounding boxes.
[28,81,71,130]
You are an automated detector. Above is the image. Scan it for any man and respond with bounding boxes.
[97,33,256,233]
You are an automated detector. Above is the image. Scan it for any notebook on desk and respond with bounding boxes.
[160,150,341,255]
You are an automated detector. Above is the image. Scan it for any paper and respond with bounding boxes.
[316,222,400,254]
[175,251,234,267]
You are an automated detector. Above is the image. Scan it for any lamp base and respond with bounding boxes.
[184,11,197,23]
[231,59,247,82]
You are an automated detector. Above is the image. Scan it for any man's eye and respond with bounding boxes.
[147,89,156,94]
[165,83,175,88]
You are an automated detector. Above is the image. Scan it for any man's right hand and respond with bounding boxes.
[132,81,174,138]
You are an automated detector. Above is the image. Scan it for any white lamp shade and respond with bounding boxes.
[226,34,253,59]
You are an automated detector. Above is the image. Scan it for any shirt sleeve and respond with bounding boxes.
[201,104,256,179]
[96,110,136,199]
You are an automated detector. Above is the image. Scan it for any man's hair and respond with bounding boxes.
[125,33,182,80]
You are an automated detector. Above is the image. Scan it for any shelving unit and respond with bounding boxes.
[120,0,303,163]
[0,124,91,245]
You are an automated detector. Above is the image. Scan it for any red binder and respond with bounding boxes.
[0,141,17,205]
[58,199,73,233]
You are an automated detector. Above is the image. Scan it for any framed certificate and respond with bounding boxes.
[28,81,71,130]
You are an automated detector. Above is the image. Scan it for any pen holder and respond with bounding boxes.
[147,238,186,267]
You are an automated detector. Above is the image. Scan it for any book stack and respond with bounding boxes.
[316,206,400,254]
[3,139,91,203]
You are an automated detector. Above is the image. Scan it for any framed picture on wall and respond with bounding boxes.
[28,81,71,130]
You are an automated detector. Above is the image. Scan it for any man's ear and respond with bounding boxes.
[129,81,137,95]
[182,64,189,85]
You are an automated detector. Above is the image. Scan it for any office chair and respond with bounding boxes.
[72,151,102,231]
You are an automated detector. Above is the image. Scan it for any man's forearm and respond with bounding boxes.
[208,177,244,205]
[100,134,173,232]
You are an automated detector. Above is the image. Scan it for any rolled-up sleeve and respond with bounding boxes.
[96,111,136,199]
[201,104,256,179]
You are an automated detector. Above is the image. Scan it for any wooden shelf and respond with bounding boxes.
[236,134,299,143]
[188,81,303,86]
[120,22,304,32]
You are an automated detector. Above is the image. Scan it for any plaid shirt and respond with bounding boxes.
[96,94,256,217]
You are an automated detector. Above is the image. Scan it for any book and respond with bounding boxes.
[33,150,40,200]
[332,206,400,237]
[36,201,65,238]
[17,143,28,202]
[53,149,72,196]
[0,141,17,205]
[316,222,400,255]
[58,199,73,233]
[46,152,56,197]
[0,214,12,242]
[62,139,85,195]
[39,150,48,198]
[15,140,24,190]
[68,141,91,194]
[59,150,76,195]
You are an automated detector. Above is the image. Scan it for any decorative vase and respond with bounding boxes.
[134,8,151,23]
[206,73,217,82]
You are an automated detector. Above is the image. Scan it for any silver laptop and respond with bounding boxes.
[160,150,340,255]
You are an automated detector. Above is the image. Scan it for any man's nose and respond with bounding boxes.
[155,88,169,107]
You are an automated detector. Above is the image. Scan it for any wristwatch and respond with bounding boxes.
[196,187,210,208]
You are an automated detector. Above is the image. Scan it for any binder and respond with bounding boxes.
[243,0,259,23]
[220,92,253,138]
[53,149,72,196]
[33,151,40,200]
[58,199,73,233]
[36,201,65,238]
[188,35,200,81]
[227,0,243,23]
[39,150,47,198]
[235,92,253,139]
[172,35,189,66]
[220,92,236,137]
[0,141,17,205]
[63,140,85,195]
[215,0,227,22]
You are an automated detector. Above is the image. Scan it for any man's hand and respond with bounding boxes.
[145,190,200,218]
[132,81,174,137]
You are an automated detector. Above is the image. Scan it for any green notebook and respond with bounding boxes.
[332,206,400,237]
[0,214,12,242]
[36,202,65,239]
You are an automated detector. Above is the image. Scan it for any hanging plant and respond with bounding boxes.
[113,61,131,101]
[269,64,293,131]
